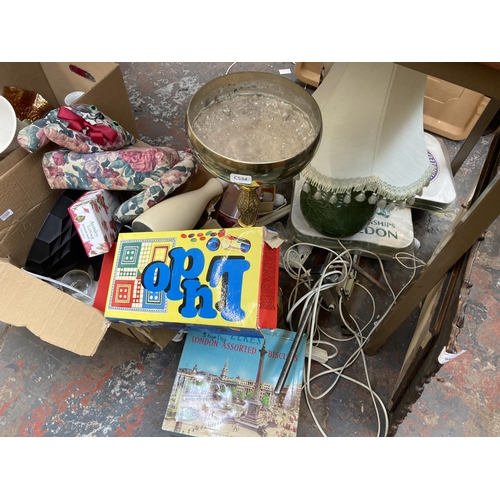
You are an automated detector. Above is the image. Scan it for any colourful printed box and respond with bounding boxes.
[68,189,121,257]
[103,227,280,335]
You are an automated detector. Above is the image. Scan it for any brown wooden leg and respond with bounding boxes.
[364,170,500,355]
[451,98,500,175]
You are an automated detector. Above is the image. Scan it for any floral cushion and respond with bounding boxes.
[114,155,197,223]
[41,146,197,223]
[17,103,136,154]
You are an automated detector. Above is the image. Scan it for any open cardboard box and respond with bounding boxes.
[0,62,190,355]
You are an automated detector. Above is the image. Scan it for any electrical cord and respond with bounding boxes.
[225,62,237,74]
[281,241,426,437]
[304,361,390,438]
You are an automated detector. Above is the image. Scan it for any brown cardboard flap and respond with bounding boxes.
[109,322,152,345]
[140,327,179,349]
[0,146,28,177]
[38,63,138,137]
[40,63,116,101]
[75,65,139,137]
[0,259,110,356]
[0,146,60,265]
[109,322,179,349]
[0,62,59,108]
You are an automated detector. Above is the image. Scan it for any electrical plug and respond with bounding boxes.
[306,343,329,364]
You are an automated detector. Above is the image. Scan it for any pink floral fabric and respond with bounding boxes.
[17,103,136,154]
[114,155,198,223]
[41,146,197,223]
[42,147,182,191]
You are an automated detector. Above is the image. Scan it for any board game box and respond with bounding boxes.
[103,227,280,335]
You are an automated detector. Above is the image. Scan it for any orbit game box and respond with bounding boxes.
[103,227,280,336]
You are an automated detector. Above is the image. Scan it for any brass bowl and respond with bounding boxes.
[186,71,323,189]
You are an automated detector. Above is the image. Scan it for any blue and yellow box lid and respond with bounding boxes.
[104,226,279,332]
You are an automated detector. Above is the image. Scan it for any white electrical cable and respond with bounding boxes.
[305,361,390,438]
[395,251,427,270]
[281,241,426,437]
[225,62,237,75]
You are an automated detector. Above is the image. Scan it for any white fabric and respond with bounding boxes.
[303,62,434,202]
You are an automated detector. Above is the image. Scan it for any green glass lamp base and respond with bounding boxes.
[300,186,377,238]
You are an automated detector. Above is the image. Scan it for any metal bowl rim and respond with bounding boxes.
[186,71,323,167]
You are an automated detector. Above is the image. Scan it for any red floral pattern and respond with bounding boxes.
[42,147,197,223]
[17,103,136,154]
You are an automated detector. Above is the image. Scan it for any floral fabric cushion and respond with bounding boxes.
[17,103,136,154]
[114,155,197,223]
[41,146,197,223]
[42,146,181,190]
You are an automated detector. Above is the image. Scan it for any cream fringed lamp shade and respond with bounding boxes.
[300,62,434,237]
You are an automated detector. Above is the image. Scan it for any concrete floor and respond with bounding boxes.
[0,62,498,437]
[395,212,500,437]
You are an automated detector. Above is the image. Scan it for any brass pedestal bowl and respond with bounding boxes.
[186,71,322,227]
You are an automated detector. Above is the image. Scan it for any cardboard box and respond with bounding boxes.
[104,227,280,335]
[294,62,490,141]
[68,189,121,257]
[423,76,490,141]
[108,322,179,349]
[0,63,140,356]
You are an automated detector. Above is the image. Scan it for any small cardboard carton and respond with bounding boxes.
[0,63,141,356]
[68,189,121,257]
[108,322,179,349]
[104,227,280,336]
